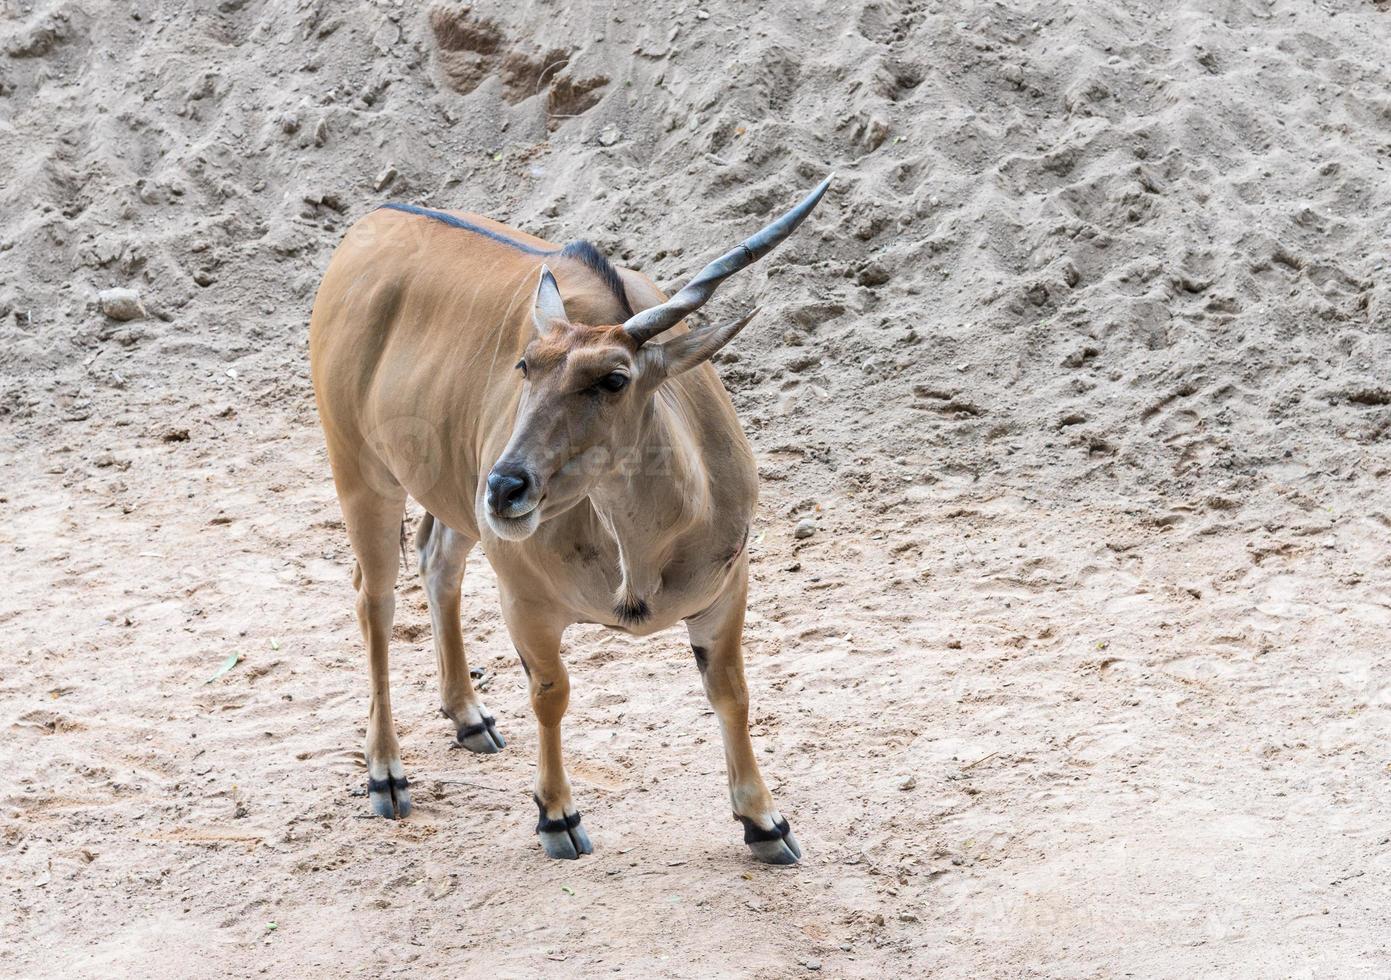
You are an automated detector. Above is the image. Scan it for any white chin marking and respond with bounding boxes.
[486,508,541,541]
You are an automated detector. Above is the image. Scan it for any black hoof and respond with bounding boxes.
[738,815,801,865]
[456,715,505,754]
[367,774,412,819]
[535,796,593,860]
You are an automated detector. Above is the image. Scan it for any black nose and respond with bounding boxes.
[486,467,531,513]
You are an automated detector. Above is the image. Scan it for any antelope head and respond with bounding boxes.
[483,176,832,541]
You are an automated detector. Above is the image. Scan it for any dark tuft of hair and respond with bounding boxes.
[560,240,635,319]
[615,595,651,625]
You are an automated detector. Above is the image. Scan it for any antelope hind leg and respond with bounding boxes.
[415,512,504,753]
[340,482,412,819]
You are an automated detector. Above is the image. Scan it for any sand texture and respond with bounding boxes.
[2,0,1390,975]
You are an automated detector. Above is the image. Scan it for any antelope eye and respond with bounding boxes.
[596,372,629,393]
[515,359,528,378]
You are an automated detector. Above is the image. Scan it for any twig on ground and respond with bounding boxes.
[961,750,1000,771]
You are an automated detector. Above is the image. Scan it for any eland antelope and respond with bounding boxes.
[309,176,831,863]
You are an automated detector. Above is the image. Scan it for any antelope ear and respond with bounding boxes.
[654,309,759,378]
[532,265,568,334]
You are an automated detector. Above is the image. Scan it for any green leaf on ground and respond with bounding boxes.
[205,652,242,684]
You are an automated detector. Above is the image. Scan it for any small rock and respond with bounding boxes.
[162,427,190,443]
[314,117,329,147]
[898,775,916,791]
[859,115,890,151]
[856,261,891,287]
[136,179,166,206]
[372,20,400,54]
[5,10,71,57]
[1060,345,1099,368]
[803,960,821,972]
[597,124,622,147]
[794,518,816,540]
[374,164,398,192]
[278,111,300,135]
[98,287,145,322]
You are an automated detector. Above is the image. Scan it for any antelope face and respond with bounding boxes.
[484,310,650,541]
[484,172,830,541]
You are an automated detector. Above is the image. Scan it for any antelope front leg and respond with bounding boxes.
[500,594,592,860]
[686,567,801,865]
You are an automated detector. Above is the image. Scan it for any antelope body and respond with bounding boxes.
[309,178,830,863]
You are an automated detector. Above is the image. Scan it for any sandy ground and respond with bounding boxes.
[3,0,1391,976]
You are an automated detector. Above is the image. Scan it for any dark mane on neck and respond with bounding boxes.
[558,239,634,319]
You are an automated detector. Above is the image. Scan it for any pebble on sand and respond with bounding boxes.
[856,261,891,287]
[794,518,817,539]
[98,287,145,321]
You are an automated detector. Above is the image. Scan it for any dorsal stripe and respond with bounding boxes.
[377,203,549,254]
[375,203,633,317]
